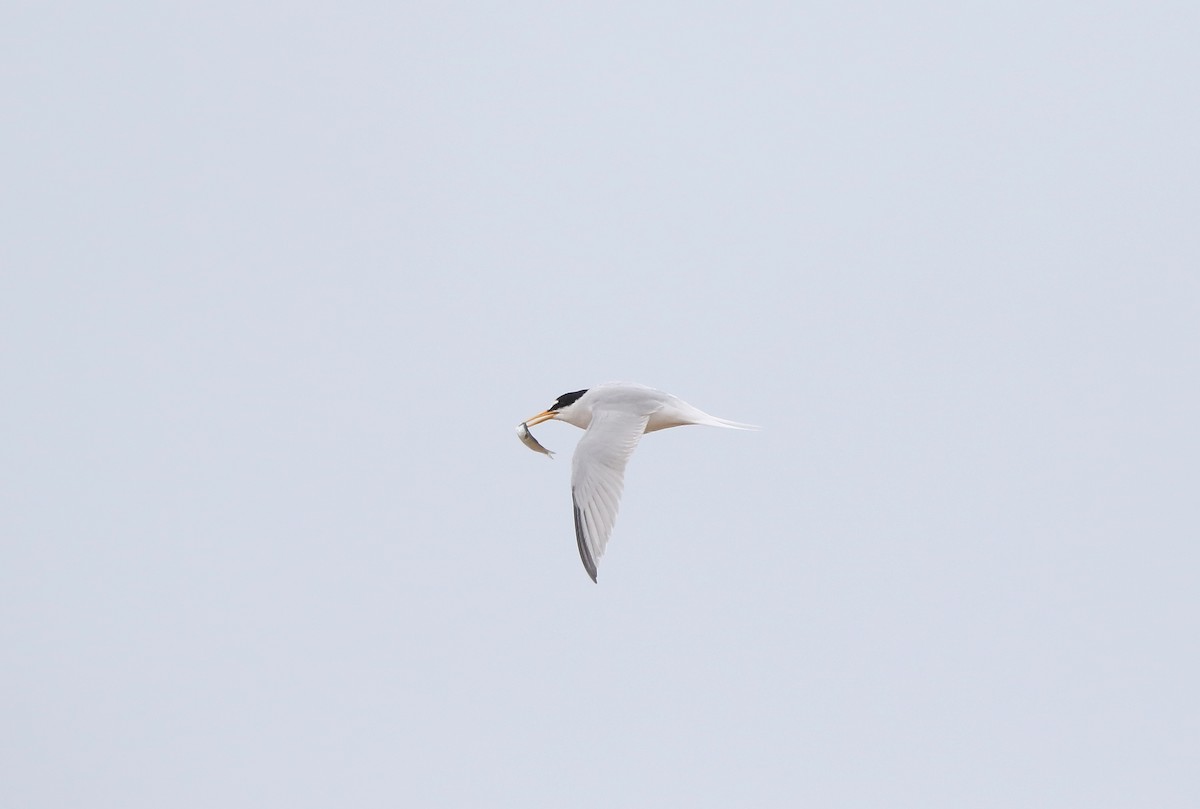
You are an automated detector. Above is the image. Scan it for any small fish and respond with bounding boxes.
[516,421,555,458]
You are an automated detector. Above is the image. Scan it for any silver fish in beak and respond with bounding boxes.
[516,421,555,458]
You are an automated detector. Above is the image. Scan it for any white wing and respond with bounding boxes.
[571,407,650,582]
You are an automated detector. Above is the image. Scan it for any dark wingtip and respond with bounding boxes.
[572,493,599,583]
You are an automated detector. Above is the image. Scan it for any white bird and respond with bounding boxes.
[519,382,757,582]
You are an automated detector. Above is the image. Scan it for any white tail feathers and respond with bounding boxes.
[707,416,760,430]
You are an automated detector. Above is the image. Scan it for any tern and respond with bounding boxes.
[518,382,756,582]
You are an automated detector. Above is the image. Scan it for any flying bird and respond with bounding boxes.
[518,382,756,582]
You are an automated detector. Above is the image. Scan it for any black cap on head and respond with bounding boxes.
[551,389,587,411]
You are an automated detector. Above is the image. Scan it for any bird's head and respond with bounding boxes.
[525,389,589,429]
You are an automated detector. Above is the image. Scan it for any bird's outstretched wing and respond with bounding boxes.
[571,408,650,582]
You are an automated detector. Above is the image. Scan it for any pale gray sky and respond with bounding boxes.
[3,3,1197,807]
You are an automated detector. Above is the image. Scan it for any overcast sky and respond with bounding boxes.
[3,3,1197,807]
